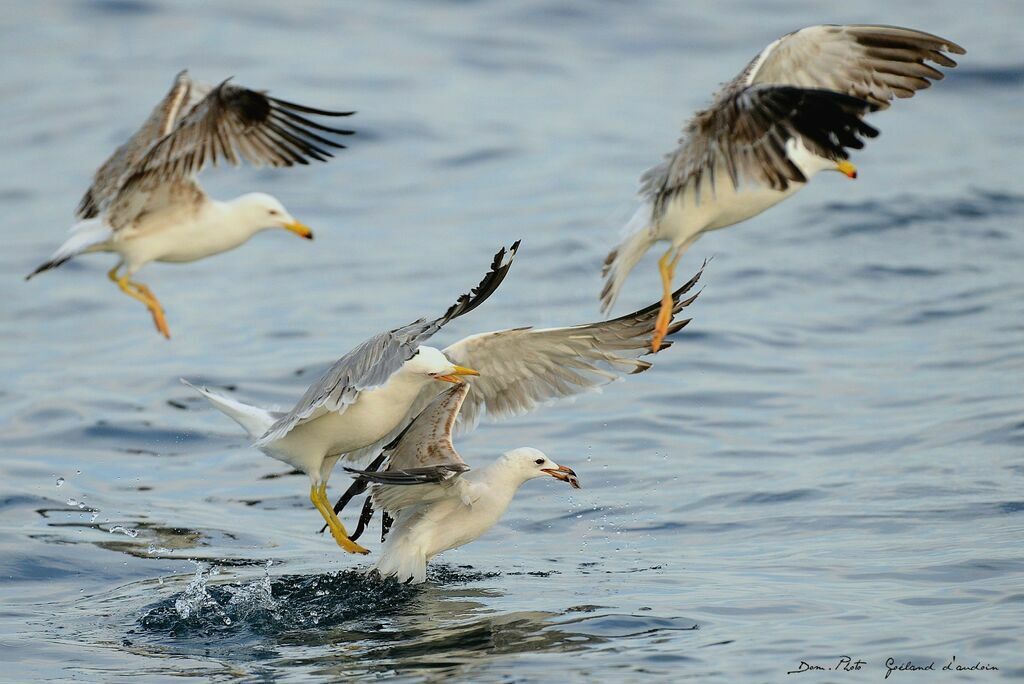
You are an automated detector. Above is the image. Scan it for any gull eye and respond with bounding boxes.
[534,458,545,465]
[269,209,279,216]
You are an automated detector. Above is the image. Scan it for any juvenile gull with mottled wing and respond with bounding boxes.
[27,70,354,338]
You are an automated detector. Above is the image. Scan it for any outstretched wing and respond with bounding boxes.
[640,86,878,214]
[443,262,704,430]
[76,70,197,220]
[742,24,965,109]
[253,242,519,447]
[345,384,472,514]
[111,76,353,199]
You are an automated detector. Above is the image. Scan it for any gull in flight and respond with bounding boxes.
[599,24,965,351]
[183,243,519,554]
[345,383,580,584]
[326,260,705,531]
[27,70,354,338]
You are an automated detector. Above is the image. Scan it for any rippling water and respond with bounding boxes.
[2,1,1022,681]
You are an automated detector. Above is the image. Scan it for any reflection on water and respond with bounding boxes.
[133,563,698,678]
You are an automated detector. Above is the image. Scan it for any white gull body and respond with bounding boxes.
[345,385,580,584]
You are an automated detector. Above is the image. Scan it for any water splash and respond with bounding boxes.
[55,477,64,487]
[139,563,492,641]
[173,563,231,625]
[109,525,139,538]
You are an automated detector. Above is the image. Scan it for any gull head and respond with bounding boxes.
[235,192,313,239]
[503,447,581,489]
[403,346,480,384]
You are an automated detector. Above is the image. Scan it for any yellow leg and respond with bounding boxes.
[108,265,171,339]
[650,246,681,352]
[310,483,370,555]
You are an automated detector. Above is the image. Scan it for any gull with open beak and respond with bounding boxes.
[345,384,581,584]
[600,24,964,351]
[181,243,518,554]
[26,70,353,338]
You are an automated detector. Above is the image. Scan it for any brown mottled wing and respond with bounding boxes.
[744,24,965,109]
[76,70,194,220]
[344,385,472,513]
[641,85,878,215]
[114,78,353,193]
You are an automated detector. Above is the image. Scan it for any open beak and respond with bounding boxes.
[284,220,314,240]
[434,365,481,384]
[836,161,857,179]
[541,464,581,489]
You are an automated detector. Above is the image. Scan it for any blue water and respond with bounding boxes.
[2,1,1022,681]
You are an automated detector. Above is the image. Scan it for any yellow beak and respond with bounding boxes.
[284,220,313,240]
[434,365,481,384]
[836,161,857,179]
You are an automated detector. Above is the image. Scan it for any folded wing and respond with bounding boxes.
[345,384,472,513]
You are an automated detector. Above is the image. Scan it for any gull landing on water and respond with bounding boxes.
[599,25,965,351]
[345,384,581,584]
[26,70,354,338]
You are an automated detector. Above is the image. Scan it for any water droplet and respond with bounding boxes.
[66,498,78,506]
[56,477,65,487]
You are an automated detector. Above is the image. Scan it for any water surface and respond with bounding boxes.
[1,1,1022,681]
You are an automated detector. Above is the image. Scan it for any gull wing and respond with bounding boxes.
[103,75,353,230]
[329,261,704,497]
[253,242,519,448]
[76,70,197,220]
[442,262,704,430]
[344,384,471,514]
[640,86,877,215]
[742,24,965,109]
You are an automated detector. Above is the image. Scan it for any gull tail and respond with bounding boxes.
[373,533,428,584]
[180,379,276,440]
[600,204,657,314]
[25,219,111,280]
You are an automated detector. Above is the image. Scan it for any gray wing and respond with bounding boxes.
[742,25,965,109]
[253,242,519,447]
[344,384,471,513]
[327,264,702,514]
[640,85,877,216]
[104,77,354,229]
[76,70,196,220]
[443,263,703,430]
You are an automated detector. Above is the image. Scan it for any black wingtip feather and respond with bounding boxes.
[439,240,521,325]
[268,96,356,117]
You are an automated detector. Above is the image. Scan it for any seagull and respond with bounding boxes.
[325,260,705,526]
[182,243,519,555]
[185,246,702,556]
[344,383,581,584]
[599,24,965,351]
[26,70,354,338]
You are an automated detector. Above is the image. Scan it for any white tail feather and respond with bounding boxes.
[600,204,657,314]
[180,379,276,439]
[373,540,428,584]
[371,512,429,583]
[26,219,112,279]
